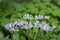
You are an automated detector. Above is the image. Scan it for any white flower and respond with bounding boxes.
[50,25,56,31]
[44,16,50,19]
[39,23,43,27]
[22,22,29,29]
[23,14,33,20]
[16,20,27,29]
[42,21,46,25]
[13,25,19,31]
[5,22,19,32]
[35,15,44,20]
[35,15,39,20]
[28,22,33,28]
[40,23,55,32]
[39,15,44,19]
[5,23,13,31]
[34,20,40,28]
[13,21,18,27]
[9,27,19,32]
[41,24,50,31]
[36,20,40,23]
[18,21,25,26]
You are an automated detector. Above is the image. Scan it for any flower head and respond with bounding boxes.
[5,23,19,33]
[44,16,50,19]
[35,15,44,20]
[28,22,33,28]
[39,15,44,19]
[23,14,33,20]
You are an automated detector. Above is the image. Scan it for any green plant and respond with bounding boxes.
[0,0,60,40]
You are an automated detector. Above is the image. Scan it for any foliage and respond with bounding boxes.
[0,0,60,40]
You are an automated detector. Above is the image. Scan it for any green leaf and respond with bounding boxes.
[51,10,59,16]
[0,0,2,2]
[49,18,58,27]
[26,7,39,14]
[33,27,39,33]
[13,32,19,40]
[56,0,60,5]
[39,10,47,15]
[0,32,4,39]
[26,3,35,9]
[15,4,26,12]
[19,36,25,40]
[40,4,46,9]
[0,18,10,26]
[32,0,40,3]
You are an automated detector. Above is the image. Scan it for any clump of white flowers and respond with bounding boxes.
[5,14,55,32]
[5,21,55,32]
[23,14,50,20]
[40,23,55,32]
[34,21,55,32]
